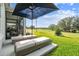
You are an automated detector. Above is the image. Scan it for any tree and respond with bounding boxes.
[29,25,35,29]
[48,24,57,30]
[49,16,79,33]
[72,17,79,32]
[57,17,74,32]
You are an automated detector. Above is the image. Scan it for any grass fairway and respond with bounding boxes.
[33,29,79,56]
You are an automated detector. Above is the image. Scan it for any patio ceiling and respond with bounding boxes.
[12,3,59,19]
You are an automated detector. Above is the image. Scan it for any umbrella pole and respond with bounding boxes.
[31,9,33,35]
[23,18,24,35]
[36,19,37,32]
[23,18,26,35]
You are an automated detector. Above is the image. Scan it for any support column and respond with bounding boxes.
[0,3,6,50]
[23,18,26,35]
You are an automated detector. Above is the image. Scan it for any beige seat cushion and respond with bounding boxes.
[12,35,37,43]
[15,39,35,52]
[33,37,51,45]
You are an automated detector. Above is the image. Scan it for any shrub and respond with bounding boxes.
[55,28,62,36]
[72,29,76,33]
[26,32,31,35]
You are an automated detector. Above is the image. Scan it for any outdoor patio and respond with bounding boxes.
[0,3,58,56]
[0,38,57,56]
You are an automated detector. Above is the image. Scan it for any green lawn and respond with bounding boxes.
[33,29,79,56]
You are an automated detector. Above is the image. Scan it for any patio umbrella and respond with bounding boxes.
[12,3,59,35]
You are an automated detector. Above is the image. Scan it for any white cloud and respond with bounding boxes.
[70,3,74,6]
[60,10,76,16]
[39,10,77,25]
[72,8,76,10]
[43,10,76,19]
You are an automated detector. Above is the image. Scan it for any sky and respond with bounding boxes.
[10,3,79,28]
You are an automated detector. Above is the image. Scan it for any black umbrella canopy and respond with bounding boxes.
[12,3,59,19]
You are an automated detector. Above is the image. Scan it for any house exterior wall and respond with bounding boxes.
[0,3,6,51]
[0,3,24,51]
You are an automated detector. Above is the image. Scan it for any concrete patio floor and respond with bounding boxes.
[0,39,15,56]
[0,38,57,56]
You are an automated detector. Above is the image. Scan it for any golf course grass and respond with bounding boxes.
[33,29,79,56]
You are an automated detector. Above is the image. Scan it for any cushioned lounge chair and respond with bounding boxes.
[15,37,52,56]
